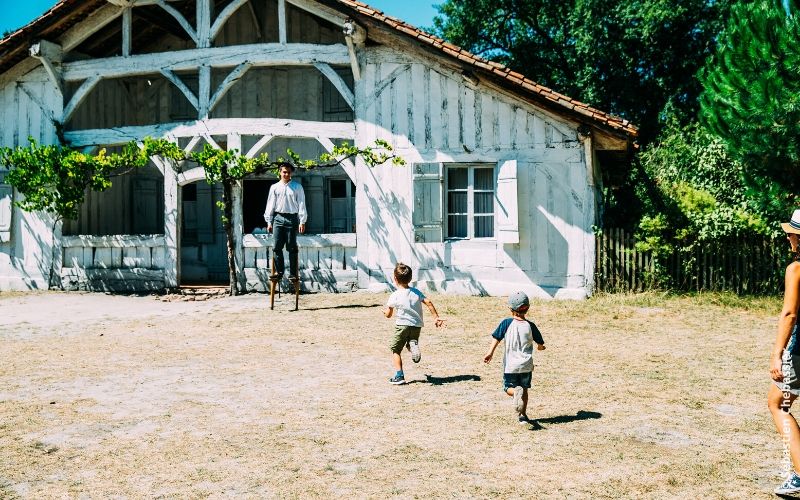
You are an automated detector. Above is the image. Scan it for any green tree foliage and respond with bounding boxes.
[700,0,800,212]
[1,137,403,294]
[635,118,776,283]
[0,137,181,286]
[433,0,732,142]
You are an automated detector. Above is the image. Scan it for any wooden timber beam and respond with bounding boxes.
[63,118,356,146]
[313,62,353,110]
[59,4,124,53]
[285,0,348,27]
[62,43,350,81]
[278,0,287,44]
[343,19,366,82]
[196,0,212,48]
[29,40,64,94]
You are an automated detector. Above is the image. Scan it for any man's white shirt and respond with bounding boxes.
[263,180,307,225]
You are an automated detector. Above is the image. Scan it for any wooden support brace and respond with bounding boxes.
[161,69,199,111]
[209,62,252,113]
[210,0,251,40]
[313,62,354,110]
[245,134,274,158]
[63,76,102,123]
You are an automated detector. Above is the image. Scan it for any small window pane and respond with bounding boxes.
[474,192,493,214]
[448,192,467,213]
[474,168,494,190]
[448,215,467,238]
[474,215,494,238]
[448,168,468,189]
[330,179,347,198]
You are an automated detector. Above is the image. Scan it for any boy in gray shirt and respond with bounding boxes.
[483,291,546,423]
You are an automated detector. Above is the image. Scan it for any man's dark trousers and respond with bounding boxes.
[273,213,299,277]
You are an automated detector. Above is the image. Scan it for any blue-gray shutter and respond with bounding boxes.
[412,162,443,243]
[495,159,519,243]
[0,173,12,242]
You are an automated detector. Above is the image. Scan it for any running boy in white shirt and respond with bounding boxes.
[483,291,546,424]
[383,263,445,385]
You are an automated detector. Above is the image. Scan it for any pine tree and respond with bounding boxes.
[700,0,800,209]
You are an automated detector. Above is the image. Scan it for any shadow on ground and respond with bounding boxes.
[302,303,383,311]
[420,374,481,385]
[528,410,602,431]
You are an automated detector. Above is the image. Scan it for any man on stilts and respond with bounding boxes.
[264,162,307,308]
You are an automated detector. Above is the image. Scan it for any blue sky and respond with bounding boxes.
[0,1,441,37]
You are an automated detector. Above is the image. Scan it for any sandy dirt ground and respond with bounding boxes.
[0,290,789,498]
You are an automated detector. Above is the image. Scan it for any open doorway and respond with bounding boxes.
[179,182,228,285]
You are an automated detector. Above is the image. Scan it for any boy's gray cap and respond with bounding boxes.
[508,291,529,311]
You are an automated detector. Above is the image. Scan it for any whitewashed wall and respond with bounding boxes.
[0,64,62,290]
[354,47,595,299]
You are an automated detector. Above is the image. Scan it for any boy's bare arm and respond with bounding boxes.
[422,298,445,327]
[384,306,394,318]
[483,338,500,363]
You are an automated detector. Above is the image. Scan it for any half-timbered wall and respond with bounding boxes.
[0,66,62,290]
[354,47,594,298]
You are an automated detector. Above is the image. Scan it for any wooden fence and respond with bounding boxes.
[595,228,788,294]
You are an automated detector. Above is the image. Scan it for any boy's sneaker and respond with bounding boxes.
[409,340,421,363]
[775,472,800,495]
[513,386,524,413]
[388,374,406,385]
[518,414,529,425]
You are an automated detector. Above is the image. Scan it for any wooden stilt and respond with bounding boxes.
[269,255,279,310]
[292,273,300,311]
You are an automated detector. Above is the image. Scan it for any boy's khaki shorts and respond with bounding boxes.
[390,325,421,354]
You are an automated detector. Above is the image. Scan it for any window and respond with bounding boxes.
[445,165,495,239]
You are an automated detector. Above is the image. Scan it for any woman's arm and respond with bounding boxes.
[771,262,800,381]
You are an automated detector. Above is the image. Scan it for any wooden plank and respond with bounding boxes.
[344,246,356,271]
[63,43,349,82]
[65,118,355,146]
[410,63,426,148]
[428,68,444,149]
[445,76,459,150]
[331,246,344,270]
[461,85,476,152]
[137,246,152,268]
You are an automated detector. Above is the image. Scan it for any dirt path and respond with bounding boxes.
[0,291,785,498]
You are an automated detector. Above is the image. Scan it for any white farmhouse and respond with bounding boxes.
[0,0,637,298]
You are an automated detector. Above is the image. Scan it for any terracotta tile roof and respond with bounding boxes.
[0,0,106,74]
[329,0,637,138]
[0,0,637,139]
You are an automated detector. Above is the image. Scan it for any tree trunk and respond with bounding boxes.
[221,176,238,296]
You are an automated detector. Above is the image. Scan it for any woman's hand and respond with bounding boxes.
[771,354,784,382]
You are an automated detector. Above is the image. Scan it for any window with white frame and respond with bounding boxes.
[445,164,495,239]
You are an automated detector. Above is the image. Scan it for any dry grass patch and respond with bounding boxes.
[0,290,786,498]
